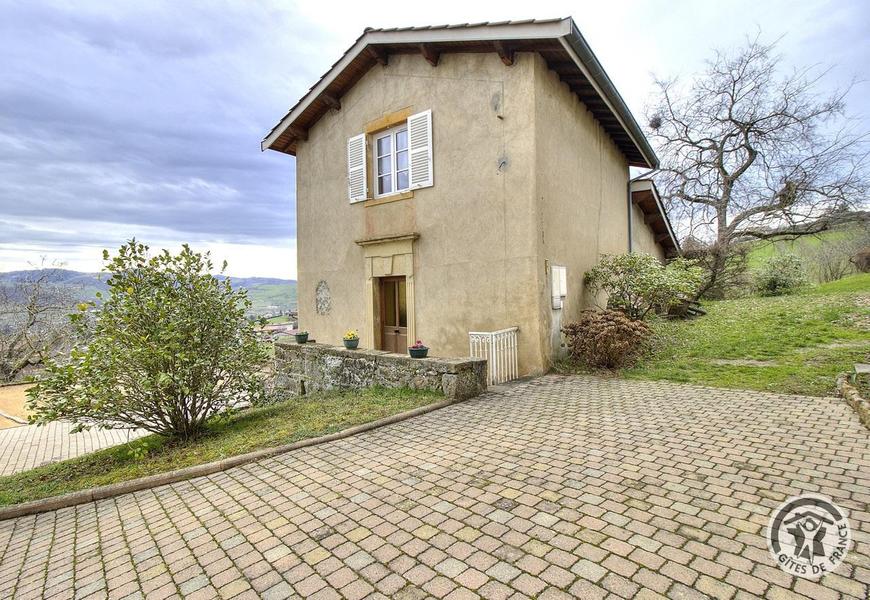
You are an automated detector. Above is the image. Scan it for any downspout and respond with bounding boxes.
[626,177,633,253]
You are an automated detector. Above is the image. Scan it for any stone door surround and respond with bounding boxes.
[355,232,419,351]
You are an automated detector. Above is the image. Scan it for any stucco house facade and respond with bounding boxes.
[263,18,678,378]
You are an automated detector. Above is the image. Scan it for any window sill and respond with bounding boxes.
[364,190,414,207]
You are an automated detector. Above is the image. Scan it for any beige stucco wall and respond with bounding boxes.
[295,52,545,374]
[294,51,667,376]
[529,54,634,367]
[631,204,666,261]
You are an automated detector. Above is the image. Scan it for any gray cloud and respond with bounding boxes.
[0,1,322,255]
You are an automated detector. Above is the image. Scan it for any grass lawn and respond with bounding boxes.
[0,386,441,506]
[622,273,870,397]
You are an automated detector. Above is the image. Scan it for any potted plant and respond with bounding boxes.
[294,330,309,344]
[343,329,359,349]
[408,340,429,358]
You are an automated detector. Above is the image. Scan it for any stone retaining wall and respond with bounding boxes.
[273,342,487,401]
[837,373,870,430]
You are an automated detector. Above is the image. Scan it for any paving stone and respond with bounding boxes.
[454,567,488,590]
[478,580,513,600]
[602,554,639,578]
[422,575,456,598]
[602,572,639,598]
[435,558,467,578]
[512,572,547,595]
[696,574,737,600]
[485,561,520,584]
[793,578,841,600]
[571,558,607,582]
[539,564,574,588]
[632,567,671,593]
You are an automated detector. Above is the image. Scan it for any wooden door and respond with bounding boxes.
[379,277,407,353]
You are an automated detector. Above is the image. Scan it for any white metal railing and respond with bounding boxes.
[468,327,519,385]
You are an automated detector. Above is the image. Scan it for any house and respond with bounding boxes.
[262,18,679,378]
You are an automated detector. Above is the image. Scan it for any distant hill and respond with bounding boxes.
[0,269,297,314]
[217,275,294,287]
[0,268,107,289]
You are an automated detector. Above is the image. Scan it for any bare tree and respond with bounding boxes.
[809,221,870,282]
[0,265,77,382]
[648,35,868,297]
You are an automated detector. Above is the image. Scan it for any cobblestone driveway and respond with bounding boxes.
[0,376,867,599]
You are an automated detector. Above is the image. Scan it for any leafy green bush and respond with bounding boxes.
[562,309,652,369]
[754,254,807,296]
[584,253,704,320]
[27,241,269,440]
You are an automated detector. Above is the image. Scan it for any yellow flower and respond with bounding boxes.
[343,329,359,340]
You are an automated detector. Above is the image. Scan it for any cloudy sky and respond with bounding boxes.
[2,0,867,278]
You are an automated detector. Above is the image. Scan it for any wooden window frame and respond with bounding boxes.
[373,123,410,199]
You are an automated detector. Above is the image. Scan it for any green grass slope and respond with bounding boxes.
[625,273,869,397]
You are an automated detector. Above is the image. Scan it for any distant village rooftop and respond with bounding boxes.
[262,17,658,168]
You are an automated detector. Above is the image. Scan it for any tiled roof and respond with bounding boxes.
[262,18,657,168]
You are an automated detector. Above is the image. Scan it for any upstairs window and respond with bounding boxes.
[375,125,409,197]
[347,110,432,202]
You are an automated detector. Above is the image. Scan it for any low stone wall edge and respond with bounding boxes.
[274,341,487,400]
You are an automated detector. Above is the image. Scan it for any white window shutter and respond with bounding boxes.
[407,110,433,189]
[347,133,367,202]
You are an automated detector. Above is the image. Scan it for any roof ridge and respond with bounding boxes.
[362,17,566,33]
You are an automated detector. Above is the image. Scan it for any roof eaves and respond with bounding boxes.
[260,29,370,151]
[560,22,658,169]
[631,179,680,253]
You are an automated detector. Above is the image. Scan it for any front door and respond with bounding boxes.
[379,277,407,353]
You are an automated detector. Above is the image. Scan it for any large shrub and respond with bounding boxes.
[562,310,652,369]
[27,241,269,440]
[754,254,807,296]
[584,253,703,320]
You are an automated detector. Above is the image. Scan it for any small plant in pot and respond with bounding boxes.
[294,330,309,344]
[343,329,359,349]
[408,340,429,358]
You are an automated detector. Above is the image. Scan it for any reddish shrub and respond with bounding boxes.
[561,309,652,369]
